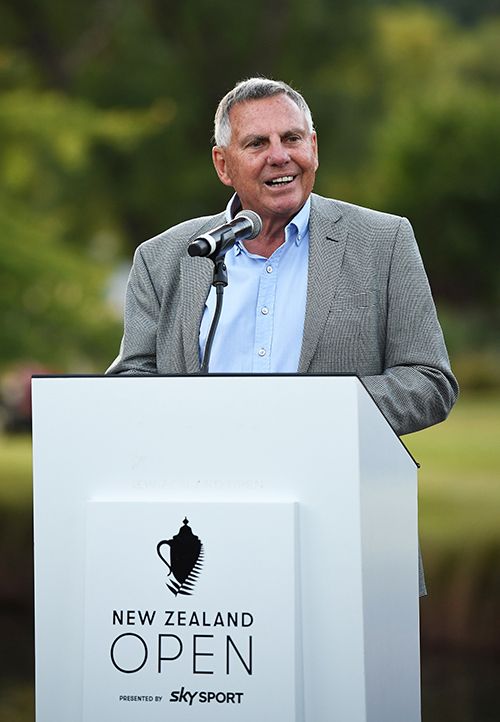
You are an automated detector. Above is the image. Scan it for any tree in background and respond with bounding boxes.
[322,5,500,371]
[0,85,172,369]
[0,1,176,370]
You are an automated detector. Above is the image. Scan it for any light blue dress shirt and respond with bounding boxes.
[199,195,310,373]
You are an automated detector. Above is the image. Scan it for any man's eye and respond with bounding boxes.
[250,140,263,148]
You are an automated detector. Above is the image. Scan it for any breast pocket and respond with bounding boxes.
[319,291,382,373]
[330,290,378,311]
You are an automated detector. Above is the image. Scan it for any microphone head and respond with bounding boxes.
[235,210,262,240]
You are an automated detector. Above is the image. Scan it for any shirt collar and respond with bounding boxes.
[225,193,242,220]
[225,193,311,255]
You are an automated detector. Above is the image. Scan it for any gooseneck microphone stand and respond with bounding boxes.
[191,211,262,373]
[199,230,233,374]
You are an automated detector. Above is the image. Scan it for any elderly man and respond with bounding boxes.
[107,77,458,438]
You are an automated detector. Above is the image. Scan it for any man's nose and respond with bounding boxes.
[267,140,290,165]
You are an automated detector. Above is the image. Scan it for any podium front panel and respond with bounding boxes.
[32,374,420,722]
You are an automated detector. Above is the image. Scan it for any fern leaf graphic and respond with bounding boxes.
[167,546,204,596]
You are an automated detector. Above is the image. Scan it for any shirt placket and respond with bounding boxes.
[253,252,281,371]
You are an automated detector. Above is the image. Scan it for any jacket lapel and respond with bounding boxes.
[179,212,226,372]
[179,256,213,372]
[298,196,348,372]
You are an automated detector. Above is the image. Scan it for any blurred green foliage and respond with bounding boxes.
[346,7,500,310]
[0,84,169,369]
[0,0,499,373]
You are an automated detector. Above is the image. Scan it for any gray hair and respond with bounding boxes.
[213,77,314,147]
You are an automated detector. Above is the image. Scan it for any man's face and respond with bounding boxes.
[212,94,318,227]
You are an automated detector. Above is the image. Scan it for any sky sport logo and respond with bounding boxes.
[169,688,244,706]
[157,518,204,596]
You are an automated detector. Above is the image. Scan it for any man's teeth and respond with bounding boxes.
[267,176,294,186]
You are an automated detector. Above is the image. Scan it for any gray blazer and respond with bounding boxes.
[108,193,458,437]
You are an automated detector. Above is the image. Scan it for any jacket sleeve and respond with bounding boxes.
[361,217,459,436]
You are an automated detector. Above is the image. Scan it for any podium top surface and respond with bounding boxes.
[31,373,417,467]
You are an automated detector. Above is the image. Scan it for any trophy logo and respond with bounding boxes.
[157,518,204,596]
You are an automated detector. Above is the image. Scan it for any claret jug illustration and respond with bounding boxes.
[157,518,204,596]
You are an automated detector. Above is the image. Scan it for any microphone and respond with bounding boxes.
[188,210,262,259]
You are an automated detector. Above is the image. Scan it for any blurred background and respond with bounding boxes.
[0,0,499,719]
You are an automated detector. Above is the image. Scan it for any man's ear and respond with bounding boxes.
[312,132,319,170]
[212,146,233,187]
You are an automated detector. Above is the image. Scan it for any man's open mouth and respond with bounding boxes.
[265,175,295,187]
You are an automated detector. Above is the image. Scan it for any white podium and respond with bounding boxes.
[32,374,421,722]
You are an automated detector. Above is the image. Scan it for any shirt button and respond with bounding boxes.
[261,307,269,315]
[266,265,273,273]
[258,349,266,356]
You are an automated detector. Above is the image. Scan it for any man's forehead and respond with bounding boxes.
[229,95,309,134]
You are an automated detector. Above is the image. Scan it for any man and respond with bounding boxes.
[107,77,458,438]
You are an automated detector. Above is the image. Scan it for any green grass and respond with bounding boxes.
[0,682,34,722]
[404,392,500,551]
[0,434,33,508]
